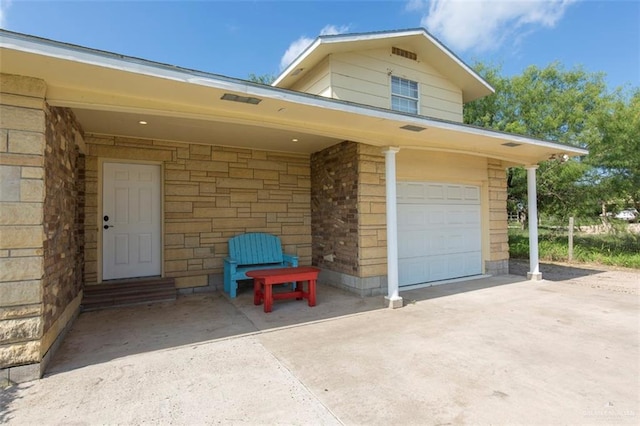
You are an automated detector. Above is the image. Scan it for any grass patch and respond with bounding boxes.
[509,227,640,269]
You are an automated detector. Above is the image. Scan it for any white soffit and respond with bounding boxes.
[0,30,587,163]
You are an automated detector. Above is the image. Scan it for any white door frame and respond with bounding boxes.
[97,159,164,283]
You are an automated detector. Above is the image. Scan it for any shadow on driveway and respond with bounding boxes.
[509,258,607,280]
[45,275,531,377]
[0,382,30,423]
[44,284,386,377]
[401,274,525,303]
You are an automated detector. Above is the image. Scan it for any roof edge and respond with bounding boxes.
[0,29,585,160]
[0,29,268,92]
[273,27,494,95]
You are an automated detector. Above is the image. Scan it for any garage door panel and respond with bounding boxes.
[399,231,429,256]
[447,210,465,225]
[426,208,443,225]
[465,186,480,201]
[446,185,463,200]
[428,234,447,255]
[447,234,465,252]
[402,206,427,226]
[399,258,427,286]
[398,182,482,286]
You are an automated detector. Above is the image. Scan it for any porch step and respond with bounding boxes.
[81,277,176,311]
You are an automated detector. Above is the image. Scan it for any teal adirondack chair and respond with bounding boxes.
[223,233,298,298]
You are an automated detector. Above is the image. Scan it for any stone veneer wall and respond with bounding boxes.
[0,74,85,383]
[84,135,311,289]
[41,106,85,362]
[310,141,359,275]
[311,141,388,296]
[486,159,509,275]
[0,74,47,382]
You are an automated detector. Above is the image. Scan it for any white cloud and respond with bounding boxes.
[405,0,428,12]
[420,0,576,53]
[279,24,350,71]
[0,0,12,28]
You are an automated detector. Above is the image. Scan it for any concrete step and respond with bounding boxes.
[82,277,176,311]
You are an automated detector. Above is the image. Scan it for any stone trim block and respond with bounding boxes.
[0,74,46,99]
[0,257,43,281]
[0,340,39,367]
[0,317,42,344]
[0,226,43,249]
[0,105,45,133]
[0,280,42,306]
[8,130,45,155]
[0,165,21,201]
[319,268,387,297]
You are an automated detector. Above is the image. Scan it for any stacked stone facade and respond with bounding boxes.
[310,141,359,274]
[311,141,388,296]
[0,74,85,383]
[84,135,312,289]
[41,106,85,360]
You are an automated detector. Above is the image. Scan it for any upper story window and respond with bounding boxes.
[391,76,419,114]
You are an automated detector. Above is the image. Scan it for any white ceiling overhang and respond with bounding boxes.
[0,30,587,165]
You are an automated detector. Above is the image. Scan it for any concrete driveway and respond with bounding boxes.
[2,264,639,425]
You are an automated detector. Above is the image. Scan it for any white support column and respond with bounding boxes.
[384,147,403,308]
[526,165,542,280]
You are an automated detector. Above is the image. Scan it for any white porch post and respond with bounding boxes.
[384,147,403,308]
[526,165,542,280]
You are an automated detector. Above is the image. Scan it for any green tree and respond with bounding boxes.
[465,62,614,220]
[586,89,640,210]
[248,73,276,85]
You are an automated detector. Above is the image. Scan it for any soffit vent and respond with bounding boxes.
[392,47,417,61]
[400,124,426,132]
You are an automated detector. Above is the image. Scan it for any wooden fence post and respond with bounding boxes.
[568,216,574,262]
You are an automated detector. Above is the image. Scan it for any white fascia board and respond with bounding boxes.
[272,37,322,87]
[319,28,425,44]
[272,29,426,87]
[419,31,495,95]
[0,30,585,157]
[272,28,495,95]
[0,30,255,93]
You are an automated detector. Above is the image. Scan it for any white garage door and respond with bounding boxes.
[398,182,482,287]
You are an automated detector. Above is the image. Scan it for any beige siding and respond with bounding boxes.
[328,49,463,122]
[396,150,486,183]
[290,56,332,97]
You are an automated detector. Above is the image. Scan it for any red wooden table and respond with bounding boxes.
[247,266,320,313]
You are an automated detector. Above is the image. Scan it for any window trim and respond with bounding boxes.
[390,75,419,114]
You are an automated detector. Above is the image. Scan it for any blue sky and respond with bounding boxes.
[1,1,638,91]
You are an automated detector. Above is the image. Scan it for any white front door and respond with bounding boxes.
[398,182,482,286]
[102,162,161,280]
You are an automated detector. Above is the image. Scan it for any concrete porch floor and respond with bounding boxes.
[2,268,639,424]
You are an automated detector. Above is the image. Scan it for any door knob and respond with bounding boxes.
[103,225,113,230]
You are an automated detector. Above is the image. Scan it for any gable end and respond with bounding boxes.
[391,47,417,61]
